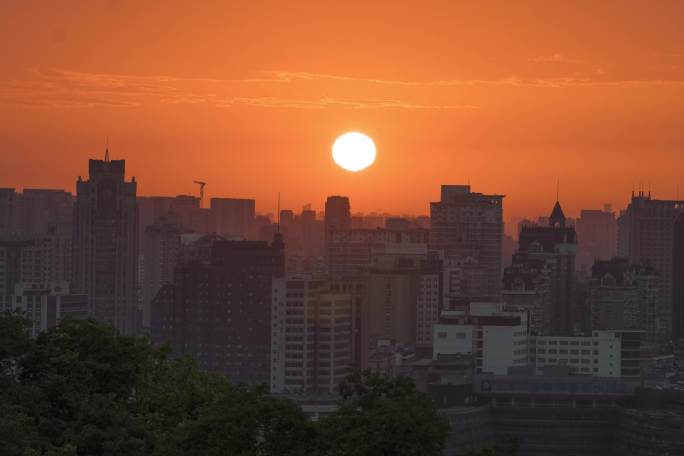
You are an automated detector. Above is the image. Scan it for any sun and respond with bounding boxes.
[332,132,376,172]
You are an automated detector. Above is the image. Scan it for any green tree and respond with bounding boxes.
[318,370,450,456]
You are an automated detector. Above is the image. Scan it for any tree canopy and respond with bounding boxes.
[0,313,513,456]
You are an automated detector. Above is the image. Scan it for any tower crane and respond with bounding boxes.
[193,180,206,208]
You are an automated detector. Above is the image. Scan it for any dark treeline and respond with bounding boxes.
[0,313,515,456]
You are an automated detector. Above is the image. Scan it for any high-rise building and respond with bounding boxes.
[271,275,354,394]
[17,189,73,237]
[0,239,43,296]
[674,213,684,344]
[142,217,188,329]
[326,227,429,277]
[576,206,617,274]
[0,188,73,238]
[72,152,139,334]
[588,258,660,342]
[211,197,255,240]
[0,188,19,236]
[617,192,684,341]
[516,201,577,335]
[324,196,351,234]
[151,235,284,385]
[502,255,552,336]
[429,185,504,301]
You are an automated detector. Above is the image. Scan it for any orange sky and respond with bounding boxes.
[1,1,683,221]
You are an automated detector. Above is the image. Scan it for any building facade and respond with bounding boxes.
[151,235,284,385]
[618,192,684,342]
[429,185,504,301]
[72,153,139,334]
[271,275,354,394]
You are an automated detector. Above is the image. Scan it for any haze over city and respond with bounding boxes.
[2,1,684,218]
[2,2,684,456]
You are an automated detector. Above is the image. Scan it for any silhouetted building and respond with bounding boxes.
[588,258,660,341]
[576,206,617,274]
[142,217,189,329]
[502,256,551,335]
[151,235,284,385]
[430,185,504,302]
[326,227,429,277]
[0,188,73,237]
[516,200,577,335]
[618,192,684,342]
[271,275,353,394]
[324,196,351,257]
[72,151,139,334]
[211,197,255,239]
[279,206,325,274]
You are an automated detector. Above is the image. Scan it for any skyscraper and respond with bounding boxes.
[210,197,255,240]
[152,235,284,385]
[271,275,353,394]
[429,185,504,301]
[515,200,577,335]
[324,195,351,234]
[588,258,660,341]
[618,192,684,342]
[142,217,188,329]
[72,151,139,334]
[576,206,617,274]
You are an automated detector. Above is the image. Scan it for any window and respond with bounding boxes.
[437,332,448,339]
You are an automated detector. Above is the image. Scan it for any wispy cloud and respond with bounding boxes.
[221,97,479,110]
[1,67,682,110]
[261,70,684,88]
[528,53,585,64]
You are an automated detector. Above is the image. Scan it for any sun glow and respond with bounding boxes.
[332,132,376,172]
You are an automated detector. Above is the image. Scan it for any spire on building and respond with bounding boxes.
[104,137,110,162]
[549,200,566,228]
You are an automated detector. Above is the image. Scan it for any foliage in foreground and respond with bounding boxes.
[0,313,514,456]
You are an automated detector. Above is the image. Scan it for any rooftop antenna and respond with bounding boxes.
[193,180,206,208]
[276,192,281,233]
[556,178,560,202]
[104,137,110,162]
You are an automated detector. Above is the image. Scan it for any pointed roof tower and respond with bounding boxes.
[549,201,566,228]
[104,137,110,162]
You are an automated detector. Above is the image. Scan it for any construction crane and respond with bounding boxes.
[193,180,207,208]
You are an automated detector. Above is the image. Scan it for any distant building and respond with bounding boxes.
[0,281,88,337]
[429,185,504,302]
[0,234,72,297]
[576,205,617,274]
[618,191,684,342]
[0,188,72,237]
[326,227,428,277]
[141,217,189,329]
[151,235,284,385]
[433,302,529,375]
[72,151,139,334]
[279,206,325,275]
[271,275,354,394]
[211,197,255,240]
[588,258,660,342]
[532,330,644,378]
[502,256,552,336]
[324,196,351,234]
[516,200,576,335]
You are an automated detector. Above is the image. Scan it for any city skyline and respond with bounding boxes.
[2,1,684,218]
